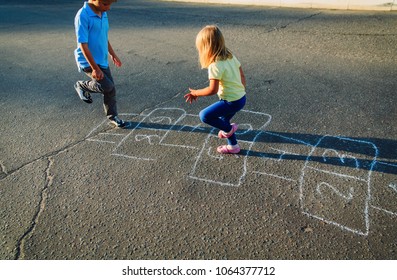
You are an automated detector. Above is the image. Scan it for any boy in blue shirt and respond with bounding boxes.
[74,0,126,128]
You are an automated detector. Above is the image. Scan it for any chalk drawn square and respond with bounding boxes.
[137,108,186,130]
[305,136,377,181]
[370,162,397,215]
[112,108,186,160]
[160,114,212,149]
[189,135,251,187]
[248,132,312,182]
[231,110,272,143]
[300,168,370,235]
[87,132,128,145]
[299,136,378,235]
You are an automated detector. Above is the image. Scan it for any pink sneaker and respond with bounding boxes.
[218,123,238,139]
[217,145,241,154]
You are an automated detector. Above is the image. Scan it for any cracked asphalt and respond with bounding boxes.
[0,0,396,260]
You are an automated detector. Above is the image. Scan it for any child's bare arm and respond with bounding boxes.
[80,43,104,80]
[190,79,219,97]
[108,41,122,67]
[184,79,219,104]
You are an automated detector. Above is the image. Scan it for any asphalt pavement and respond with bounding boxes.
[0,0,396,260]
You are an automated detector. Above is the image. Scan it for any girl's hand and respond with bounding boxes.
[111,55,122,67]
[184,93,197,104]
[184,88,198,104]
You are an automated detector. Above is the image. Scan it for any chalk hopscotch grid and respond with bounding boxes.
[85,107,397,236]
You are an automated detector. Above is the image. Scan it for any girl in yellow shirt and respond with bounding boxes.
[185,25,246,154]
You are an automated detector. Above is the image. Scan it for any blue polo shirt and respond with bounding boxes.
[74,2,109,70]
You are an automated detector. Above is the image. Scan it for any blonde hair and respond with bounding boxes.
[195,25,233,69]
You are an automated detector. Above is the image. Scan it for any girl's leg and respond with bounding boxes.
[199,96,246,146]
[219,114,238,146]
[199,100,234,132]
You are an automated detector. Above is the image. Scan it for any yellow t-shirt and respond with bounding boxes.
[208,55,246,102]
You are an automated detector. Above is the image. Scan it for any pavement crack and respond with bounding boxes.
[265,12,322,33]
[0,162,7,180]
[3,138,91,259]
[298,12,322,22]
[1,138,89,181]
[14,157,54,260]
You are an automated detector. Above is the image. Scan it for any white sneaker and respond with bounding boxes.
[74,81,92,103]
[109,116,126,128]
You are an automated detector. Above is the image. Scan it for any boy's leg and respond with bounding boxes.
[80,67,118,119]
[99,67,118,119]
[77,67,102,95]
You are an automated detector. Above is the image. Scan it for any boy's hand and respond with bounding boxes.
[92,68,104,80]
[111,55,122,67]
[184,88,198,104]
